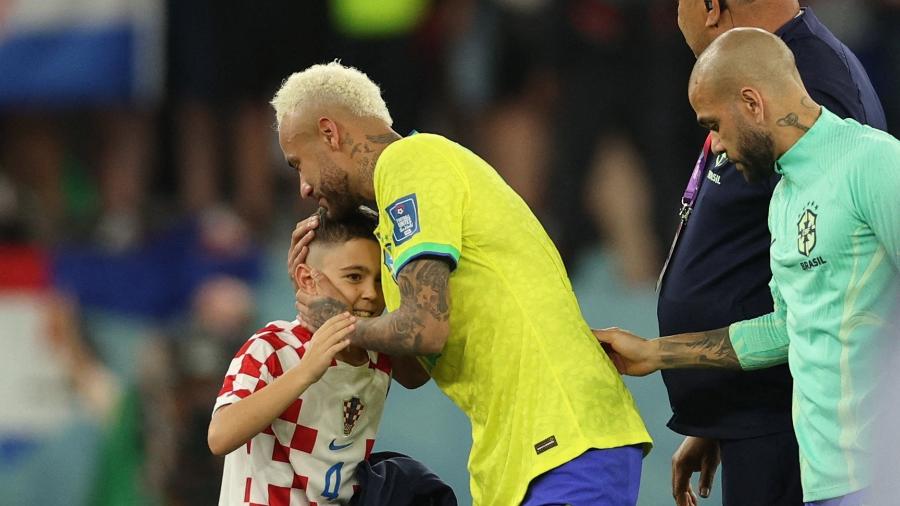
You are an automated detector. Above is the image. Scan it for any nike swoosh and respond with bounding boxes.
[329,439,352,451]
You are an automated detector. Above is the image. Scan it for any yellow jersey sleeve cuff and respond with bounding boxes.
[392,242,461,279]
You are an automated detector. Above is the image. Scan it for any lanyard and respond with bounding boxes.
[678,134,714,222]
[657,134,714,292]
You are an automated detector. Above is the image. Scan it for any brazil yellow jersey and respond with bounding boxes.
[373,133,651,506]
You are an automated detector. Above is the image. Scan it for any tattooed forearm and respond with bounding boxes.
[307,297,350,330]
[776,112,811,132]
[656,327,741,369]
[408,260,451,322]
[352,258,451,355]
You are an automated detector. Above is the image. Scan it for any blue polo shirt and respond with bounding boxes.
[657,7,886,438]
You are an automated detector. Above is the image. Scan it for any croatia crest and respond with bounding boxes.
[343,397,365,436]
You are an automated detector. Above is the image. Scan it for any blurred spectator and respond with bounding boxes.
[0,0,164,247]
[326,0,435,135]
[166,0,329,231]
[140,275,257,505]
[442,0,556,211]
[583,134,660,285]
[0,179,122,505]
[52,205,262,382]
[543,0,663,275]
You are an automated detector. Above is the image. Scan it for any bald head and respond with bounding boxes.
[690,27,805,102]
[686,27,822,184]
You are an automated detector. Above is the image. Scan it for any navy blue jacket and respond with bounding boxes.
[350,452,457,506]
[657,8,886,438]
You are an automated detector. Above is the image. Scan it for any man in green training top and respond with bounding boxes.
[597,27,900,506]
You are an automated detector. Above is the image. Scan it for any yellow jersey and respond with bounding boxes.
[373,134,651,505]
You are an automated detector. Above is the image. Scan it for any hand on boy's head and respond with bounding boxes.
[287,213,320,290]
[296,269,352,331]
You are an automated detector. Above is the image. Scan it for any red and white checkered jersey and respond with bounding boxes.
[214,320,393,506]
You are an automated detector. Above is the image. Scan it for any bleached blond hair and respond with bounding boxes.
[270,61,393,129]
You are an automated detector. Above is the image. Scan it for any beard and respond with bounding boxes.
[316,153,365,219]
[734,124,776,184]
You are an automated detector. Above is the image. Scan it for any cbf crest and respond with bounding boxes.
[797,203,818,257]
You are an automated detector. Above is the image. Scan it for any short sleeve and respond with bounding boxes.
[728,276,791,370]
[213,337,279,413]
[376,136,467,277]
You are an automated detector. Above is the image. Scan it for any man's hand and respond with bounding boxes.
[297,270,351,331]
[593,327,661,376]
[287,213,320,290]
[299,313,355,384]
[672,436,720,506]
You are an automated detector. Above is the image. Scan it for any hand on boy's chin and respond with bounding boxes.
[295,270,351,331]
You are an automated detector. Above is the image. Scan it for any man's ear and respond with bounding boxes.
[705,0,724,28]
[740,87,765,124]
[294,263,317,295]
[317,117,341,151]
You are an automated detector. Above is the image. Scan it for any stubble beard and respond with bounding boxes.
[735,125,776,184]
[317,154,364,220]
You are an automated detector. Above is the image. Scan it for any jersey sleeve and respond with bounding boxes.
[376,136,467,278]
[728,276,791,370]
[213,337,279,413]
[849,139,900,270]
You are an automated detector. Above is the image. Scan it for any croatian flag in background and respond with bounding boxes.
[0,0,164,106]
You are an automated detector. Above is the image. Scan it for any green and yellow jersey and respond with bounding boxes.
[372,133,651,506]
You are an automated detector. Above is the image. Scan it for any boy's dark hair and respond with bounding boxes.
[313,206,378,246]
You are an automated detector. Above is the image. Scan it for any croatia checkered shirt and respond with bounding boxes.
[214,320,392,505]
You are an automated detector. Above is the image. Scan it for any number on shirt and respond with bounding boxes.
[321,462,344,500]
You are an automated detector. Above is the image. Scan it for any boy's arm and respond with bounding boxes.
[390,355,431,389]
[207,314,355,456]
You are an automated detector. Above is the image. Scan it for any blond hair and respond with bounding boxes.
[270,61,393,129]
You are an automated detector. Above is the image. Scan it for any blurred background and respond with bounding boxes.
[0,0,897,504]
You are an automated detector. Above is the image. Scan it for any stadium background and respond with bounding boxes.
[0,0,898,504]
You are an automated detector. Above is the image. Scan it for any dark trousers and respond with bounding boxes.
[720,431,804,506]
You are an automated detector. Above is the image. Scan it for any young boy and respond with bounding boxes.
[208,209,428,505]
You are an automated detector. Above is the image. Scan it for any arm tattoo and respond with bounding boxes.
[776,112,811,132]
[352,258,451,355]
[409,260,451,321]
[657,328,741,369]
[306,297,350,330]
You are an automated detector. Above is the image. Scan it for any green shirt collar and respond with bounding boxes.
[775,107,836,177]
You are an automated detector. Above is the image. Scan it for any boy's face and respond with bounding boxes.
[305,238,385,317]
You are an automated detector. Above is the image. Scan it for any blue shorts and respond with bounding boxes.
[805,489,868,506]
[522,445,643,506]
